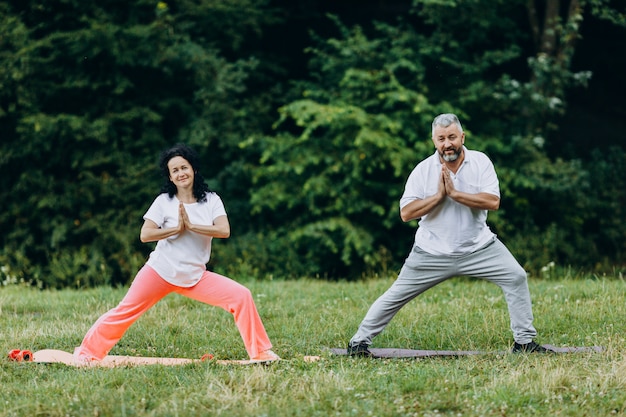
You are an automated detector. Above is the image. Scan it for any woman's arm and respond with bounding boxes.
[184,215,231,238]
[178,201,230,238]
[140,201,231,243]
[140,219,184,243]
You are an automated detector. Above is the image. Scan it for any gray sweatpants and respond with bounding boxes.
[349,238,537,346]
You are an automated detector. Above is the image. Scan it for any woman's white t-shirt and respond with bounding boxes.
[143,192,227,287]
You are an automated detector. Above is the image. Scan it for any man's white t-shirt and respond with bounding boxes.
[400,147,500,256]
[143,192,227,287]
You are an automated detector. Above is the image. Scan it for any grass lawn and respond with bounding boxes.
[1,275,625,416]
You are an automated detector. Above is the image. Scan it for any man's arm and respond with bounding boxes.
[442,165,500,210]
[446,191,500,210]
[400,194,444,222]
[401,164,500,222]
[400,170,446,222]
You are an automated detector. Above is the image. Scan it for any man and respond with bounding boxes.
[347,113,548,356]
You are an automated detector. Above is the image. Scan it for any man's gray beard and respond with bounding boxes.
[442,151,460,162]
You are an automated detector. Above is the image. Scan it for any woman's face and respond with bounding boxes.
[167,156,195,191]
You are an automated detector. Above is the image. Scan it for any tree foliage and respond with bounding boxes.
[0,0,624,287]
[0,0,281,287]
[244,0,626,278]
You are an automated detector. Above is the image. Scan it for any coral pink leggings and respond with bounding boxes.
[74,265,273,360]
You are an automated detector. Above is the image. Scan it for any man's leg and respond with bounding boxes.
[458,239,537,344]
[349,246,452,347]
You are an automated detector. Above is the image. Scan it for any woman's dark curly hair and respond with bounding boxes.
[158,143,211,203]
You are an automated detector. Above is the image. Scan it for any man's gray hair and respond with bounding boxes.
[432,113,464,136]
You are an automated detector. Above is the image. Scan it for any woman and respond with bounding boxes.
[73,143,279,363]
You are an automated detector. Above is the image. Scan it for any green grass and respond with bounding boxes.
[1,276,625,416]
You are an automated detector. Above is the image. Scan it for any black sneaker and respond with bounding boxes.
[347,342,373,357]
[512,341,551,353]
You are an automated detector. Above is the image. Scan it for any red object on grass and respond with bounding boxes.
[7,349,34,362]
[7,349,22,361]
[200,353,214,361]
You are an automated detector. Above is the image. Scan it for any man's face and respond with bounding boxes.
[432,124,465,162]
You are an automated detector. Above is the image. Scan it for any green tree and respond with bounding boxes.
[0,0,281,287]
[242,16,439,278]
[244,0,626,278]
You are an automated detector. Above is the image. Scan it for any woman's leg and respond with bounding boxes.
[178,271,273,359]
[74,265,173,361]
